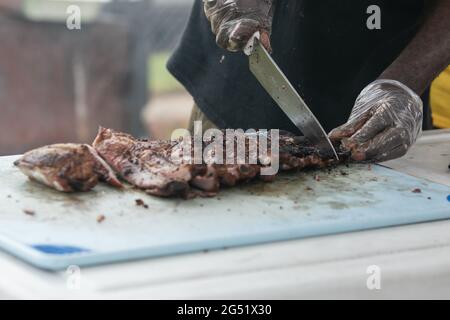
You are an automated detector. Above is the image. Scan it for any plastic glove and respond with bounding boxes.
[329,80,423,162]
[203,0,275,52]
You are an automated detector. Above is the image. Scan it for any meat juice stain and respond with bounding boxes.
[19,178,125,214]
[238,165,380,212]
[22,179,84,204]
[326,201,349,210]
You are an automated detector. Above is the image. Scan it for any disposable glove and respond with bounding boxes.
[329,80,423,162]
[203,0,275,52]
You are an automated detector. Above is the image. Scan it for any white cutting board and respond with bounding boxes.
[0,155,449,271]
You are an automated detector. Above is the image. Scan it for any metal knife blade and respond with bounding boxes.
[246,37,339,159]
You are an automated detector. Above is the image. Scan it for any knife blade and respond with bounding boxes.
[245,34,339,160]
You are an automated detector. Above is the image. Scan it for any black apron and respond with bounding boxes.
[168,0,425,134]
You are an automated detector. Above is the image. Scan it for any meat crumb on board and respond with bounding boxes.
[23,209,35,216]
[412,188,422,194]
[135,199,149,209]
[96,215,106,223]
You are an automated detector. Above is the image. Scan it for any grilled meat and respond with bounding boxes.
[92,128,347,198]
[93,127,195,197]
[14,144,122,192]
[14,127,347,197]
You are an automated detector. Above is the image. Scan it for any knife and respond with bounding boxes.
[244,33,339,160]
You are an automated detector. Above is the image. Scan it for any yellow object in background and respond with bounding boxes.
[431,66,450,128]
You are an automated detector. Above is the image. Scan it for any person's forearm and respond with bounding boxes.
[379,0,450,95]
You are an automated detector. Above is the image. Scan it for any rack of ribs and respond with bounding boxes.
[92,128,347,198]
[14,127,348,197]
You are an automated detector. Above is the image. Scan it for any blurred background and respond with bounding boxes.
[0,0,449,155]
[0,0,193,155]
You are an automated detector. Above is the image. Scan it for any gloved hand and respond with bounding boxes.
[203,0,276,52]
[329,80,423,162]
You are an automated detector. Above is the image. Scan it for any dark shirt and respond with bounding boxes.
[168,0,425,134]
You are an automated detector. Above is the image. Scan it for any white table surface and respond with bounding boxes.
[0,130,449,300]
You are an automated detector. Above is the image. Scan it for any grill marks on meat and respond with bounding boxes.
[14,144,122,192]
[92,127,345,198]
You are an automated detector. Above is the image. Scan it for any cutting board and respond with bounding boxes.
[0,155,449,271]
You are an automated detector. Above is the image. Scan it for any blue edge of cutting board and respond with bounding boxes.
[1,165,449,271]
